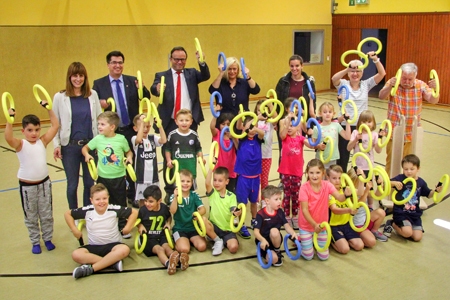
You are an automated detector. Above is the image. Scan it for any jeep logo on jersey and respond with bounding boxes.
[140,152,156,159]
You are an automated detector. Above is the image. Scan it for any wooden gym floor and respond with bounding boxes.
[1,92,450,299]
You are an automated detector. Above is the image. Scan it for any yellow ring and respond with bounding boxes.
[433,174,449,204]
[341,173,358,207]
[165,160,179,184]
[351,152,373,183]
[319,136,334,164]
[266,89,277,100]
[378,119,392,148]
[149,102,162,128]
[77,219,86,231]
[430,69,440,98]
[229,203,246,233]
[193,212,206,237]
[357,37,383,55]
[159,76,165,104]
[33,84,52,110]
[87,159,98,181]
[209,141,219,170]
[229,111,258,139]
[137,70,143,100]
[194,37,204,63]
[125,162,137,182]
[358,123,373,153]
[239,104,245,121]
[2,92,15,124]
[107,97,116,112]
[313,222,331,252]
[175,173,182,204]
[260,99,284,123]
[341,99,358,124]
[340,50,369,70]
[349,202,371,232]
[134,232,147,254]
[392,177,417,205]
[197,156,207,178]
[134,218,141,227]
[370,166,391,201]
[139,98,151,122]
[165,228,174,249]
[299,96,308,124]
[391,68,402,96]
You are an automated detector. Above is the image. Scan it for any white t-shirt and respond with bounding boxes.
[257,121,274,159]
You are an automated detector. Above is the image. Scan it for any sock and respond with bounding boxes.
[44,240,56,251]
[213,236,221,242]
[32,244,42,254]
[165,260,169,268]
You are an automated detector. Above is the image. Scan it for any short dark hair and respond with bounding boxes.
[402,154,421,168]
[261,185,282,200]
[215,112,235,129]
[214,167,229,179]
[22,114,40,128]
[170,46,188,58]
[106,51,125,63]
[143,185,162,201]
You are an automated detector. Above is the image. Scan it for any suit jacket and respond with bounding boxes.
[92,74,150,125]
[150,63,210,132]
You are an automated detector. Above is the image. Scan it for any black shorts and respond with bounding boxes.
[142,234,169,257]
[393,215,423,231]
[212,223,238,247]
[81,242,123,257]
[331,223,360,242]
[173,230,199,242]
[254,231,282,257]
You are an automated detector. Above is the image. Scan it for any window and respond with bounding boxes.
[293,30,324,64]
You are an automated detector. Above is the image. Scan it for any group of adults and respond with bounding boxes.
[52,47,440,210]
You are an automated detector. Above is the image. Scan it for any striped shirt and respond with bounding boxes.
[386,79,431,142]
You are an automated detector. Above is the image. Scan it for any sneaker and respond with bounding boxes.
[122,233,132,239]
[372,230,388,242]
[73,264,94,279]
[44,240,56,251]
[383,219,394,238]
[32,244,41,254]
[292,216,299,230]
[273,250,283,267]
[168,251,179,275]
[180,253,189,271]
[212,239,224,256]
[238,225,251,239]
[251,218,257,229]
[112,260,123,272]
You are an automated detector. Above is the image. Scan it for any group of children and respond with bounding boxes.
[5,93,441,280]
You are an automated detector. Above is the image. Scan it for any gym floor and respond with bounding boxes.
[1,92,449,299]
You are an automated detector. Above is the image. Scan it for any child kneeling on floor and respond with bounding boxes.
[64,183,138,279]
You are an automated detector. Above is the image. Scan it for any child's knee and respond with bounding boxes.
[227,241,239,254]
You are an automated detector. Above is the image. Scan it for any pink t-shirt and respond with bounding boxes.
[298,180,337,232]
[213,130,237,178]
[278,134,305,177]
[350,130,378,170]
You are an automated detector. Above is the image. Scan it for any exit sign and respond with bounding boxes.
[356,0,370,4]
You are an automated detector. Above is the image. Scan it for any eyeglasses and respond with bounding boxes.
[171,57,186,62]
[109,61,124,65]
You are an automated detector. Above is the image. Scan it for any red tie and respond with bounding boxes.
[175,71,181,116]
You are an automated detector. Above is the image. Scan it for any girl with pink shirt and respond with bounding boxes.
[211,105,237,193]
[278,110,312,229]
[298,159,347,261]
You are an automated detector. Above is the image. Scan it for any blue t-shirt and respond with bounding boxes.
[391,174,431,218]
[70,96,92,140]
[234,136,263,176]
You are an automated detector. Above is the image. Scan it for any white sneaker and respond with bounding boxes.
[212,239,224,256]
[112,260,123,272]
[122,233,132,239]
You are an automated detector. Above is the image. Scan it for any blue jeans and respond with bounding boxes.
[61,144,95,209]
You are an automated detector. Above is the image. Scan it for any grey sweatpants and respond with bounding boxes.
[19,178,54,245]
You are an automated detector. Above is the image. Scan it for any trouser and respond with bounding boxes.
[19,177,53,245]
[336,125,356,172]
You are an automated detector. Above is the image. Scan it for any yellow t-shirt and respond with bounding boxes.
[328,196,351,226]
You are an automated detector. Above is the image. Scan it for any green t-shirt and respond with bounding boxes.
[87,134,129,179]
[166,129,202,178]
[170,190,204,232]
[313,122,342,161]
[207,189,237,231]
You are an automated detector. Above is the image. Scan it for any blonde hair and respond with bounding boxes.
[98,111,120,129]
[305,159,325,180]
[318,102,335,115]
[222,57,242,81]
[176,109,193,119]
[261,185,282,200]
[326,164,343,178]
[356,110,377,131]
[90,183,109,198]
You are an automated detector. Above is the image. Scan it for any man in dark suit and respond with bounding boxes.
[151,46,210,201]
[93,50,151,209]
